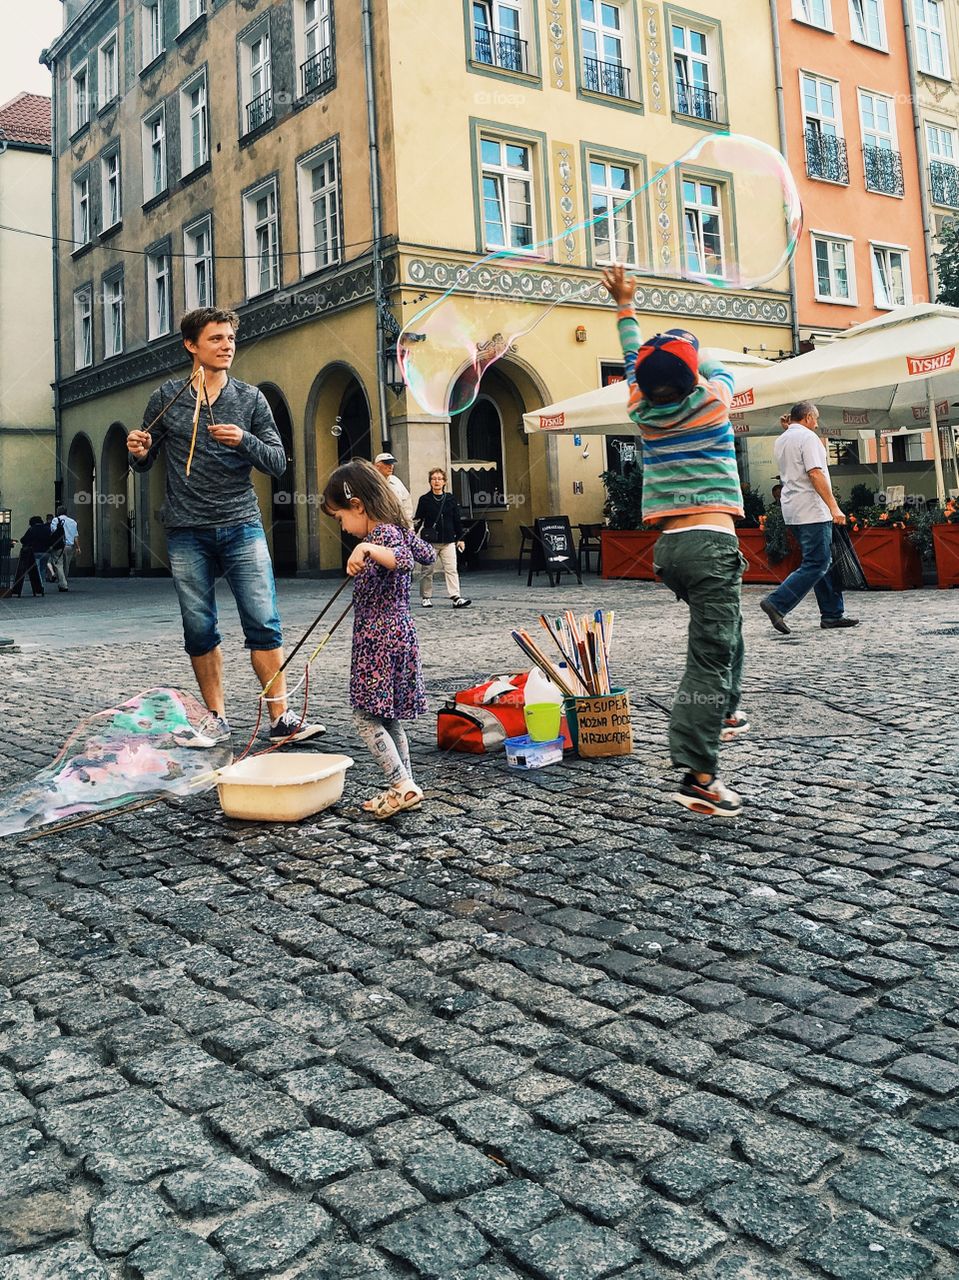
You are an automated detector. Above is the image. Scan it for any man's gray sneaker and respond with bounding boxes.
[173,713,231,749]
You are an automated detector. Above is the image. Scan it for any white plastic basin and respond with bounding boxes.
[215,752,354,822]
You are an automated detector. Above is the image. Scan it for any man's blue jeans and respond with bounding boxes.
[166,521,282,657]
[766,520,844,620]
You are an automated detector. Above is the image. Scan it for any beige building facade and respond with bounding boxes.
[45,0,795,576]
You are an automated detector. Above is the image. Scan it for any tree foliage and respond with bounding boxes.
[934,219,959,307]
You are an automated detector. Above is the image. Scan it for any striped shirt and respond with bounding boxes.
[618,307,744,526]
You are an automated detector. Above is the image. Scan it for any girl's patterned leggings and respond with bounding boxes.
[352,709,413,788]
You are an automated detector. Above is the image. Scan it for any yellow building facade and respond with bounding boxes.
[46,0,793,575]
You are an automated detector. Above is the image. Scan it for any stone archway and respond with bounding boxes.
[100,424,132,574]
[304,363,375,570]
[65,433,96,572]
[259,383,298,576]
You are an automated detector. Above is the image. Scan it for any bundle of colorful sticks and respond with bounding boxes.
[511,609,615,699]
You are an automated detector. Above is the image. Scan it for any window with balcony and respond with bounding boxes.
[142,107,166,201]
[142,0,163,66]
[74,286,93,370]
[241,25,273,135]
[580,1,631,99]
[927,122,959,206]
[244,178,280,296]
[297,0,334,97]
[682,177,725,278]
[179,0,207,33]
[792,0,831,28]
[871,243,909,307]
[849,0,885,47]
[73,171,90,246]
[589,158,638,265]
[298,145,341,275]
[480,136,535,251]
[802,73,848,183]
[99,33,118,107]
[103,271,125,357]
[860,90,903,195]
[812,233,855,302]
[180,71,209,175]
[672,20,721,122]
[101,148,121,230]
[146,247,172,339]
[72,65,89,133]
[915,0,948,78]
[473,1,529,75]
[184,215,214,308]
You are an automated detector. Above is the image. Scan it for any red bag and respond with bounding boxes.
[437,674,571,754]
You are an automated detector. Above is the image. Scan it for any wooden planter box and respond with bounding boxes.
[601,529,659,580]
[933,523,959,588]
[737,528,802,585]
[850,527,923,590]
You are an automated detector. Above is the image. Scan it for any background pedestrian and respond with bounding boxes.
[414,468,472,609]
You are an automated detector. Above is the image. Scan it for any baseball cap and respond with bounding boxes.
[375,452,397,464]
[633,329,700,399]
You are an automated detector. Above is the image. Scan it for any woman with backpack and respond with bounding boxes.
[413,468,471,610]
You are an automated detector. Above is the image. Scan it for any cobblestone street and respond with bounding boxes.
[0,571,957,1280]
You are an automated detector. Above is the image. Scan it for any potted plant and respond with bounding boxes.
[847,506,924,590]
[932,498,959,588]
[600,467,659,579]
[737,486,802,584]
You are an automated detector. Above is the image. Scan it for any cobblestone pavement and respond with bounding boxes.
[0,572,957,1280]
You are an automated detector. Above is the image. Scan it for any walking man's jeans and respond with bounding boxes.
[653,530,745,777]
[766,520,844,620]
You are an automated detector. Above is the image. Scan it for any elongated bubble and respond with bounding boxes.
[399,133,802,417]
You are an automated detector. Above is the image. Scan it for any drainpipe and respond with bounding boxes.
[900,0,937,299]
[768,0,801,356]
[41,47,63,507]
[361,0,389,447]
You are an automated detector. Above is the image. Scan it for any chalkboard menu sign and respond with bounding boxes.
[528,516,582,587]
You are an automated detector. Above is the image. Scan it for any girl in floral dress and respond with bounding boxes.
[322,460,435,819]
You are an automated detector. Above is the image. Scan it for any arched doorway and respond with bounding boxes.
[304,364,375,570]
[337,385,372,464]
[65,433,96,572]
[101,424,132,573]
[259,384,297,576]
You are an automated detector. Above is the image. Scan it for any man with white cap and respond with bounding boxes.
[374,452,414,523]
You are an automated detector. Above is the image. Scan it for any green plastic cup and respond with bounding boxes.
[524,702,562,742]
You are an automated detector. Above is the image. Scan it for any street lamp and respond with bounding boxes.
[382,342,406,398]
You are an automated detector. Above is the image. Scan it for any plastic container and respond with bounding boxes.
[215,752,354,821]
[524,666,564,742]
[504,733,564,769]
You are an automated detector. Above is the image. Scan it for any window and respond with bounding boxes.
[101,149,121,229]
[891,433,924,462]
[860,90,903,195]
[298,147,341,274]
[147,248,172,339]
[871,243,909,307]
[672,21,719,121]
[451,392,506,510]
[180,0,207,31]
[73,171,90,245]
[682,177,725,278]
[589,159,637,265]
[244,179,280,296]
[184,216,214,308]
[473,1,529,74]
[142,108,166,200]
[142,0,163,65]
[802,73,848,182]
[74,287,93,370]
[792,0,831,26]
[928,123,959,206]
[241,27,273,133]
[104,272,125,357]
[72,65,89,133]
[98,33,118,106]
[480,136,534,250]
[180,72,209,175]
[849,0,885,46]
[915,0,948,78]
[812,233,854,301]
[580,1,629,98]
[299,0,334,95]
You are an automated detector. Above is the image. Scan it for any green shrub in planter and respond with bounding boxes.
[601,467,644,530]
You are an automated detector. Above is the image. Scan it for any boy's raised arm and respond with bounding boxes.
[601,265,640,382]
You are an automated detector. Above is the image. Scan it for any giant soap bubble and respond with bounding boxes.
[399,133,802,417]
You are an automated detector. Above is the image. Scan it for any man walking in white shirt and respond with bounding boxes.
[760,402,859,635]
[373,453,413,523]
[50,507,80,592]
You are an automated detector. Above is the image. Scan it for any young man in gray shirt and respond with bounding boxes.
[127,307,324,747]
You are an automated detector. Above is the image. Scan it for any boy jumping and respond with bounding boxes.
[603,265,746,817]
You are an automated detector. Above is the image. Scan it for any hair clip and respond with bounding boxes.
[343,482,353,501]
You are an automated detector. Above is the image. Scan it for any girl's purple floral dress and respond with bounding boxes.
[350,524,435,719]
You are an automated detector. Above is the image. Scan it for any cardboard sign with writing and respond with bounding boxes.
[528,516,581,586]
[573,691,633,758]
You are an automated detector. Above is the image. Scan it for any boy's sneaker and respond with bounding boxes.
[673,772,743,817]
[173,713,231,749]
[720,713,750,742]
[452,597,472,609]
[269,709,326,743]
[421,598,433,608]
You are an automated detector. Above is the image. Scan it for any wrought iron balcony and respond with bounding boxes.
[583,56,630,99]
[863,144,904,196]
[245,89,273,135]
[473,25,528,74]
[674,81,719,121]
[804,127,849,184]
[930,160,959,208]
[301,47,334,97]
